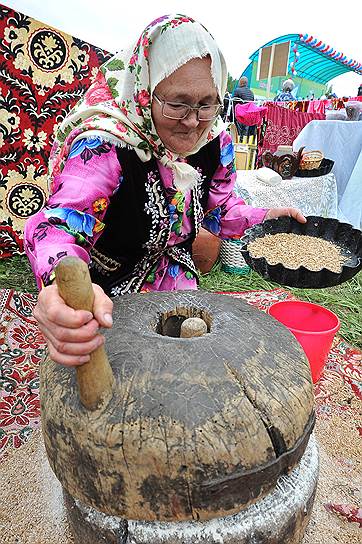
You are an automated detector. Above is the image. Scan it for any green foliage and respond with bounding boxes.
[227,73,238,93]
[0,256,37,294]
[200,264,362,348]
[0,256,360,348]
[107,77,119,97]
[137,140,150,150]
[105,59,125,71]
[324,83,333,98]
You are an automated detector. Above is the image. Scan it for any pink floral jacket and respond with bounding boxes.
[24,131,267,294]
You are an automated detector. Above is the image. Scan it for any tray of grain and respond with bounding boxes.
[239,216,362,288]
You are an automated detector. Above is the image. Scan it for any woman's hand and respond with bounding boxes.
[34,283,113,367]
[264,207,307,224]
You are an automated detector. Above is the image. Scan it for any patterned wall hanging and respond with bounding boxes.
[0,3,112,258]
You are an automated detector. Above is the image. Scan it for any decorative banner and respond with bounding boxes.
[290,43,299,76]
[0,4,112,258]
[298,34,362,74]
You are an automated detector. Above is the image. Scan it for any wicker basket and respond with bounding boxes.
[296,158,334,178]
[299,150,324,170]
[220,239,250,275]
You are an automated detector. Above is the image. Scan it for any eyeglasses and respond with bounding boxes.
[153,94,222,121]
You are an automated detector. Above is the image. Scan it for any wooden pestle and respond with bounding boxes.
[55,256,115,411]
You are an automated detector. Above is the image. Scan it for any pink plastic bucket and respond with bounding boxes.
[267,300,340,383]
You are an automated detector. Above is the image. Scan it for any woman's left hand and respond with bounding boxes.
[264,207,307,224]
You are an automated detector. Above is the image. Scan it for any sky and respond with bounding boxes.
[2,0,361,97]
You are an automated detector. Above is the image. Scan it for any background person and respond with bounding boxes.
[232,76,255,139]
[274,79,296,102]
[233,76,254,102]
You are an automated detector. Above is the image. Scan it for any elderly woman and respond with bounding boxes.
[274,79,296,102]
[25,14,305,366]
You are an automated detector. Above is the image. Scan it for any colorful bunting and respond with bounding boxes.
[298,34,362,74]
[290,43,299,76]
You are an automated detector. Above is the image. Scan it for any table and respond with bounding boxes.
[235,170,338,218]
[293,120,362,206]
[339,148,362,230]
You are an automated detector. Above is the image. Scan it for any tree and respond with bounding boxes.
[227,73,238,93]
[324,84,333,98]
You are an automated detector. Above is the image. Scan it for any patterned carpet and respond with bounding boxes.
[0,4,111,257]
[0,287,361,535]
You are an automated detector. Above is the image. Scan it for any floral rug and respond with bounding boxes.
[0,287,361,536]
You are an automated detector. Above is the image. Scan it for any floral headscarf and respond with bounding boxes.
[49,14,227,192]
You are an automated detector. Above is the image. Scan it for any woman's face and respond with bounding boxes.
[151,57,218,155]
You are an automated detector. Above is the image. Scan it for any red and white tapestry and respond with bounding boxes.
[0,3,111,258]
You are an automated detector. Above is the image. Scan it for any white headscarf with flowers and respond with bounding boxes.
[49,14,228,193]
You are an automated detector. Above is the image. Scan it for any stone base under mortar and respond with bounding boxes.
[64,435,319,544]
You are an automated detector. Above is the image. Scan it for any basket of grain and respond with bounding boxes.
[299,150,324,171]
[239,216,362,288]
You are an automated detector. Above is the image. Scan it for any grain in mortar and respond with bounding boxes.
[248,233,346,273]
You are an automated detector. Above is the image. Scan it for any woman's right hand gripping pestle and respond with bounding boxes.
[34,283,113,367]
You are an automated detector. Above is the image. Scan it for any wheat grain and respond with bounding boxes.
[248,234,346,273]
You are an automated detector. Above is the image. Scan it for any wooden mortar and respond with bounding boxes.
[41,257,316,527]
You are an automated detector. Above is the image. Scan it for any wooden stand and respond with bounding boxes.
[63,436,319,544]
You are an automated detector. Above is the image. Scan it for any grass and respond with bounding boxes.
[0,255,361,349]
[200,264,362,349]
[0,255,37,294]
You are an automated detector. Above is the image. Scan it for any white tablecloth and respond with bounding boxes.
[293,120,362,203]
[339,149,362,229]
[235,170,338,218]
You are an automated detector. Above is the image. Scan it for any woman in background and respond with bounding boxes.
[274,79,296,102]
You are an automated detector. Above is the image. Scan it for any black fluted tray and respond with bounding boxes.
[240,216,362,288]
[295,158,334,178]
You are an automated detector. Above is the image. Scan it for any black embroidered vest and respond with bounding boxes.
[90,136,220,296]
